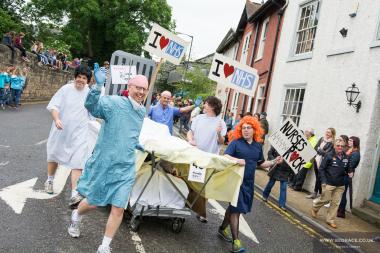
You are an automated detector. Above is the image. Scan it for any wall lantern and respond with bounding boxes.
[345,83,361,113]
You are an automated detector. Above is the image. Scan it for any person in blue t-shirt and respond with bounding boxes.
[10,67,27,109]
[148,90,200,135]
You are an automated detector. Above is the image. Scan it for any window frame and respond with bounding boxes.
[240,32,252,64]
[256,18,270,61]
[280,85,306,126]
[289,0,321,61]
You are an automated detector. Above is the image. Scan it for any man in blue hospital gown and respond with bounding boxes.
[67,63,148,253]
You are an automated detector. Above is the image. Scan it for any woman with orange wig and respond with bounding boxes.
[218,116,282,253]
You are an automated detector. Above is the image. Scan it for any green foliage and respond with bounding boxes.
[176,65,216,99]
[0,9,22,36]
[25,0,174,61]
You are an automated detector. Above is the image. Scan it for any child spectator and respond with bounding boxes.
[0,83,11,110]
[14,32,30,62]
[10,67,27,109]
[0,68,11,109]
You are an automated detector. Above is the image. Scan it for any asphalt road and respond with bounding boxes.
[0,104,339,253]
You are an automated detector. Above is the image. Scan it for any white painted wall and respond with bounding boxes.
[266,0,380,207]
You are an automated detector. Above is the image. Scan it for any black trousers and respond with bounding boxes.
[313,161,322,194]
[293,167,309,190]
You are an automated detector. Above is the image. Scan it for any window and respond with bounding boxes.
[241,32,252,64]
[256,18,270,60]
[253,85,265,113]
[281,87,305,126]
[294,0,320,55]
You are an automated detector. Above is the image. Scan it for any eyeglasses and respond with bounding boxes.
[336,145,345,148]
[242,126,253,130]
[131,85,148,92]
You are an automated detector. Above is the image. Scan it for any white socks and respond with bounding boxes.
[47,175,54,182]
[101,236,112,247]
[71,209,82,223]
[71,190,78,198]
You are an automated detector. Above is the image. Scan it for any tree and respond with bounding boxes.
[176,65,216,99]
[26,0,175,61]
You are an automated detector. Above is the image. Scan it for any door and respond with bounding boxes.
[370,154,380,203]
[231,91,240,124]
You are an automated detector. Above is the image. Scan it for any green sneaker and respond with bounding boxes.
[232,239,246,253]
[218,226,232,242]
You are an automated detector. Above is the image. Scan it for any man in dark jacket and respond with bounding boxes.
[310,139,349,229]
[262,146,292,210]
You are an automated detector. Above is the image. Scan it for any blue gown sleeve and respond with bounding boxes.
[224,140,237,156]
[257,144,265,165]
[85,86,114,121]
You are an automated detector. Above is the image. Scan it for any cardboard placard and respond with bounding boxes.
[208,53,259,96]
[110,65,137,85]
[143,23,189,65]
[188,164,206,183]
[268,119,317,174]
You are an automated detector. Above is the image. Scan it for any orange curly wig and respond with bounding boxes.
[228,116,264,143]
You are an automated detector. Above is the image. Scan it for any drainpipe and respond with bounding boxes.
[262,0,289,112]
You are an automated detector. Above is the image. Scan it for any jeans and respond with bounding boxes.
[12,89,22,107]
[263,178,288,208]
[339,175,350,210]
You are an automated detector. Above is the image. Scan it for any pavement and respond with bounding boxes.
[254,169,380,253]
[0,104,378,252]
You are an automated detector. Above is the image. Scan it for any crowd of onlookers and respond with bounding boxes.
[2,31,82,70]
[0,66,29,110]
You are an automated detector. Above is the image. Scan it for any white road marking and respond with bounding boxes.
[129,231,146,253]
[0,161,10,166]
[0,166,71,214]
[34,139,48,146]
[208,199,259,244]
[0,145,10,148]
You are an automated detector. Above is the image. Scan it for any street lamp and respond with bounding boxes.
[345,83,361,113]
[176,32,194,81]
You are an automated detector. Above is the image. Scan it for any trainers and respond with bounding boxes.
[45,180,53,194]
[68,221,80,238]
[232,239,246,253]
[218,226,232,242]
[306,192,317,199]
[69,194,84,208]
[196,215,208,223]
[97,245,112,253]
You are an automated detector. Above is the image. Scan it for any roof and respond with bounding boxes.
[248,0,286,23]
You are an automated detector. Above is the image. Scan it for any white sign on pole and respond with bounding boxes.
[143,23,189,65]
[110,65,137,85]
[268,119,317,174]
[208,53,259,97]
[188,164,206,183]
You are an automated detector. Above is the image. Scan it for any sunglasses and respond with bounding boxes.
[242,126,253,130]
[336,145,345,148]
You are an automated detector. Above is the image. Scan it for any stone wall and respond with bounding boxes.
[0,44,72,102]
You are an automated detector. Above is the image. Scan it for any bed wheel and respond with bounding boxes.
[172,218,184,233]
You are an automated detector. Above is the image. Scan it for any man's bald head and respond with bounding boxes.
[160,90,172,107]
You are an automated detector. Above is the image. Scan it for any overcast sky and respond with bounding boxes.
[166,0,262,60]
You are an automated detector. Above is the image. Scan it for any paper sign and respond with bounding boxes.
[110,65,136,85]
[143,23,189,65]
[268,119,317,174]
[208,53,259,97]
[188,164,206,183]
